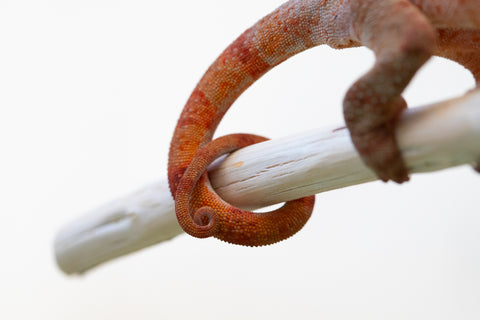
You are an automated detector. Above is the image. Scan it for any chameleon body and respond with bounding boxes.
[168,0,480,246]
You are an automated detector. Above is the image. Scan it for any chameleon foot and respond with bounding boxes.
[350,121,409,183]
[344,87,411,183]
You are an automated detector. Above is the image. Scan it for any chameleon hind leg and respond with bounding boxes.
[343,0,436,183]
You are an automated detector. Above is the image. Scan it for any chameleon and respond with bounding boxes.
[168,0,480,246]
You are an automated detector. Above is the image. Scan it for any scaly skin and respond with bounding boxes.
[174,134,315,246]
[168,0,480,246]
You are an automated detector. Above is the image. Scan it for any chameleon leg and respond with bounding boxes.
[175,133,315,246]
[343,0,436,183]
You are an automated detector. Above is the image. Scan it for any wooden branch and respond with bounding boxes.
[54,89,480,275]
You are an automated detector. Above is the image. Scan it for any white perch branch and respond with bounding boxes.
[54,90,480,275]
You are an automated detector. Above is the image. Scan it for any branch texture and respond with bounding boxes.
[55,90,480,274]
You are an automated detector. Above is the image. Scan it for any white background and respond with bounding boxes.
[1,0,479,319]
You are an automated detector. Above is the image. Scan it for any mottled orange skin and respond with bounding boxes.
[169,0,480,246]
[174,134,315,246]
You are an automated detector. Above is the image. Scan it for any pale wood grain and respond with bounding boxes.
[55,90,480,274]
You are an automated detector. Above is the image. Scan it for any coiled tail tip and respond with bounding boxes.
[176,205,218,239]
